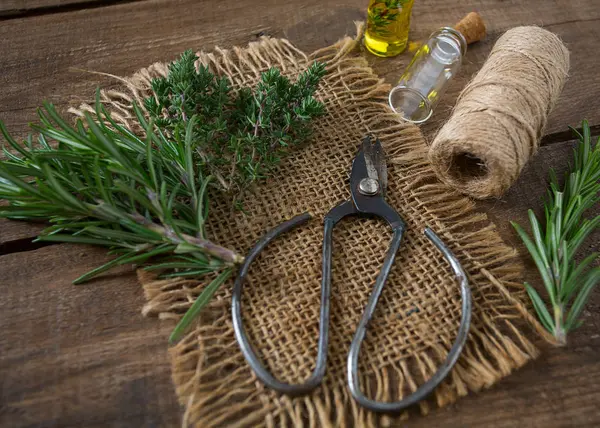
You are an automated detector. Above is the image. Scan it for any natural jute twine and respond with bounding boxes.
[429,26,570,199]
[71,23,545,427]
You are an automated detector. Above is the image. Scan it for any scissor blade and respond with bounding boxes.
[361,135,388,195]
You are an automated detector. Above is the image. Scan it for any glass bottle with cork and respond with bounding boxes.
[375,11,487,124]
[364,0,416,57]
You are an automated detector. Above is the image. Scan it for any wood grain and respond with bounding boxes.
[1,0,599,244]
[0,0,598,137]
[1,0,599,426]
[0,0,101,16]
[438,138,600,427]
[1,139,599,427]
[0,220,46,248]
[403,341,600,427]
[0,244,181,427]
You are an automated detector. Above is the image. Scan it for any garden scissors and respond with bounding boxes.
[232,136,472,413]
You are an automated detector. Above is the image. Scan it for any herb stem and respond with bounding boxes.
[0,50,326,342]
[554,304,566,346]
[130,212,243,264]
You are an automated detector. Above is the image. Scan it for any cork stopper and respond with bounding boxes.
[454,12,486,44]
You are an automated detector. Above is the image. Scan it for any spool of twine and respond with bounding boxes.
[428,26,570,199]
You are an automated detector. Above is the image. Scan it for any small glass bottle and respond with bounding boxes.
[364,0,416,57]
[388,27,467,123]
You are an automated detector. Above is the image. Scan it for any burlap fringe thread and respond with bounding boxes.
[71,22,550,427]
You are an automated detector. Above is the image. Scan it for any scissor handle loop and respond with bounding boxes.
[347,227,472,413]
[231,212,330,396]
[232,208,471,412]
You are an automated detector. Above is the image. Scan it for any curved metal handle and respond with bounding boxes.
[347,227,472,413]
[232,212,333,396]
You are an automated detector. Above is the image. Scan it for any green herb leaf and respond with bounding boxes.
[169,268,233,343]
[513,120,600,345]
[0,49,325,342]
[525,283,554,333]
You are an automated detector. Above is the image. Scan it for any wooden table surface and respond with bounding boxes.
[1,1,599,427]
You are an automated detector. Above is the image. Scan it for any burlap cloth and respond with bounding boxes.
[72,23,545,427]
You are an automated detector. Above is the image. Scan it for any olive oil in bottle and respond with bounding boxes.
[364,0,415,57]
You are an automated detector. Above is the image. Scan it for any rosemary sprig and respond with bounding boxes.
[512,120,600,345]
[0,99,240,275]
[0,52,326,343]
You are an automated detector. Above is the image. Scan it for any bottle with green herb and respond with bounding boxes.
[365,0,415,57]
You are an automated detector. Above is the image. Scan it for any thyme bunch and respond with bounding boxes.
[512,121,600,345]
[145,50,326,200]
[0,51,326,342]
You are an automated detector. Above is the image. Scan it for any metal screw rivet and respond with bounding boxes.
[359,178,379,195]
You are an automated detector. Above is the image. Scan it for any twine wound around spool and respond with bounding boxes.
[428,26,570,199]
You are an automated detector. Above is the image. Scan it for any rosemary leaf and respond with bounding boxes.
[513,120,600,345]
[168,268,233,344]
[0,50,326,341]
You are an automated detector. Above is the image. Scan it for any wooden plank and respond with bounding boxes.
[0,0,598,137]
[1,0,599,245]
[404,343,600,427]
[0,244,180,427]
[0,1,599,425]
[1,138,599,427]
[0,0,100,16]
[0,220,46,247]
[471,138,600,426]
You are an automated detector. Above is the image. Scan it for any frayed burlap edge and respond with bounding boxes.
[70,22,553,427]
